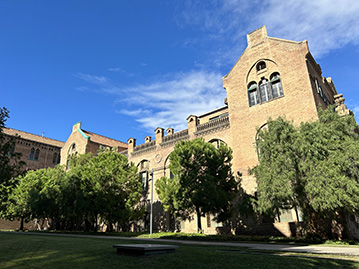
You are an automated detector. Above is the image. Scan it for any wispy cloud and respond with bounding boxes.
[108,67,135,77]
[77,70,226,132]
[74,72,121,94]
[176,0,359,60]
[75,73,110,85]
[117,70,226,132]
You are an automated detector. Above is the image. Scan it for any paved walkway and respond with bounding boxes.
[5,231,359,256]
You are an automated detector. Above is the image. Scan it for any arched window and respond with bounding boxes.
[247,81,259,107]
[270,73,284,98]
[257,61,266,72]
[57,153,61,164]
[29,148,35,160]
[259,78,271,102]
[164,156,174,179]
[34,149,40,161]
[53,153,58,164]
[138,160,150,192]
[255,123,268,159]
[209,139,226,149]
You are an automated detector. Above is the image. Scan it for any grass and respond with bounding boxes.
[0,232,358,269]
[28,230,359,246]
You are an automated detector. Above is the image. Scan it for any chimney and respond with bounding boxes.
[166,128,174,136]
[154,127,164,144]
[187,115,198,134]
[127,138,136,154]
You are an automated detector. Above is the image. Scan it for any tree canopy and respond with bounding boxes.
[156,138,238,232]
[7,150,144,231]
[253,108,359,238]
[0,107,25,217]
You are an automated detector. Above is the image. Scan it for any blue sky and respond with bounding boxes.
[1,0,359,144]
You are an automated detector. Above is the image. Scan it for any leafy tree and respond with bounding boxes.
[253,108,359,238]
[160,138,238,232]
[62,153,93,230]
[81,149,144,232]
[7,167,65,230]
[155,175,180,230]
[253,117,301,220]
[0,107,25,217]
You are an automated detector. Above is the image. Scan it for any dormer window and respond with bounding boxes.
[256,61,266,72]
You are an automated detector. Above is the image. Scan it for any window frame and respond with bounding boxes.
[247,72,284,107]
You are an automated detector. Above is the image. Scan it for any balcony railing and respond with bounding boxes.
[195,116,230,136]
[160,129,189,147]
[132,140,156,155]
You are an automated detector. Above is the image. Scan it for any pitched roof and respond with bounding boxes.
[82,130,127,148]
[3,127,65,148]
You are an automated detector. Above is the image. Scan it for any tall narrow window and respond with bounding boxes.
[29,148,35,160]
[34,149,40,161]
[259,78,271,102]
[53,153,58,164]
[248,82,259,107]
[270,73,283,98]
[140,171,148,191]
[138,160,150,192]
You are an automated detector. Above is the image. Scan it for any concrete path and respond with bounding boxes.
[4,231,359,256]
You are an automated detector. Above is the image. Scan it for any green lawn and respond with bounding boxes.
[0,232,357,269]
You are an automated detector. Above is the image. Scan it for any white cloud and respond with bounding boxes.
[115,70,226,132]
[76,70,226,132]
[176,0,359,60]
[259,0,359,57]
[75,73,110,86]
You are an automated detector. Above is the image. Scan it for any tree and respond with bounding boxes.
[0,107,25,217]
[159,138,238,232]
[253,108,359,238]
[81,149,144,232]
[7,167,66,230]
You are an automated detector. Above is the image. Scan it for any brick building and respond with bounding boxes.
[60,121,128,168]
[125,26,352,234]
[1,128,65,230]
[2,26,354,235]
[3,127,64,171]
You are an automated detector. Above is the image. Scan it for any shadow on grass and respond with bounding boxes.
[0,232,357,269]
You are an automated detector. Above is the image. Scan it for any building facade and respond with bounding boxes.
[2,26,354,235]
[125,26,352,234]
[60,121,128,168]
[3,127,64,171]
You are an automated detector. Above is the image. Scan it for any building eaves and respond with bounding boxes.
[3,127,65,148]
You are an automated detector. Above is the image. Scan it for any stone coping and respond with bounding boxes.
[113,244,179,255]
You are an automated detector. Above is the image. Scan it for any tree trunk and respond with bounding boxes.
[19,217,24,231]
[196,207,202,233]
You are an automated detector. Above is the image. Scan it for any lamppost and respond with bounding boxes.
[149,168,154,235]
